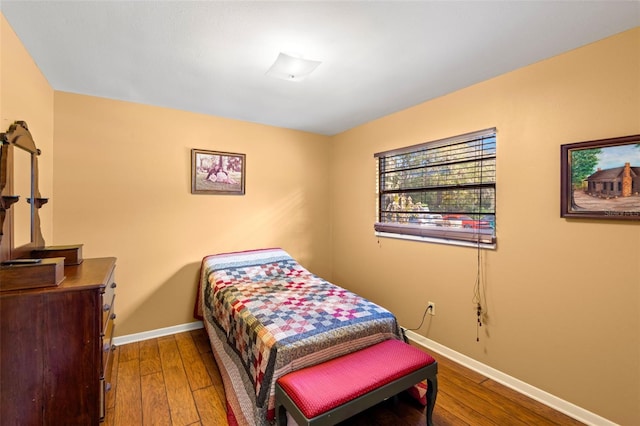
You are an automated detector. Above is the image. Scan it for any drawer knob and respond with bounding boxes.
[105,383,112,392]
[110,282,117,289]
[103,303,111,312]
[103,343,111,353]
[110,313,117,320]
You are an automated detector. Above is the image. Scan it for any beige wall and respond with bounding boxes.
[52,93,332,336]
[330,28,640,424]
[3,10,639,424]
[0,14,54,242]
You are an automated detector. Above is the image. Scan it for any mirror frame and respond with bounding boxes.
[0,121,46,262]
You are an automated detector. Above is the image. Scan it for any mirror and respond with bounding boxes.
[13,146,32,248]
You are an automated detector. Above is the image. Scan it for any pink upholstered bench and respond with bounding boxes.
[275,339,438,426]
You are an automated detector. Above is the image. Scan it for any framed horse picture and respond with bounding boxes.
[191,149,246,195]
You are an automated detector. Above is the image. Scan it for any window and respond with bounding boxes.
[374,128,496,247]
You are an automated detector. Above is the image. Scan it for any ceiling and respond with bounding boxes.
[2,1,639,136]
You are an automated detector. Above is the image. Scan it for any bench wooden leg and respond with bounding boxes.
[276,400,287,426]
[426,374,438,426]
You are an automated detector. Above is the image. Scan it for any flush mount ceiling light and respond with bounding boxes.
[266,52,321,82]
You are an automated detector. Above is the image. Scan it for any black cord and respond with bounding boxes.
[405,304,433,332]
[473,138,485,342]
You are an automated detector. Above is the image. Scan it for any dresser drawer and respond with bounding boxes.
[100,307,116,422]
[101,296,116,375]
[100,338,116,421]
[102,275,116,329]
[100,266,116,400]
[102,295,116,338]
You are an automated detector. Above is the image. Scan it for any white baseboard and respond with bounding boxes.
[113,321,204,346]
[403,330,616,426]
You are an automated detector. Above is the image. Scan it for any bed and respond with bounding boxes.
[194,248,404,426]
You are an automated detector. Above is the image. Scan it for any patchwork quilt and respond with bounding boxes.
[196,248,401,426]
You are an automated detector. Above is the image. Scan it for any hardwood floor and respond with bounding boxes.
[104,328,584,426]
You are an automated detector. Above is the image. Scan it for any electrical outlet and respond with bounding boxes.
[427,301,436,316]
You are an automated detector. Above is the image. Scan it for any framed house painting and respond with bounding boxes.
[561,134,640,220]
[191,149,245,195]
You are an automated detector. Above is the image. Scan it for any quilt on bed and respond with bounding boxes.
[196,248,401,425]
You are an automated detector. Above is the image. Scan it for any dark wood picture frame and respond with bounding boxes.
[191,149,245,195]
[561,134,640,220]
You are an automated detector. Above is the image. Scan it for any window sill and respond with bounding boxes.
[375,231,497,250]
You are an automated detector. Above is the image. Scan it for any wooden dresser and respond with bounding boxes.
[0,257,117,424]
